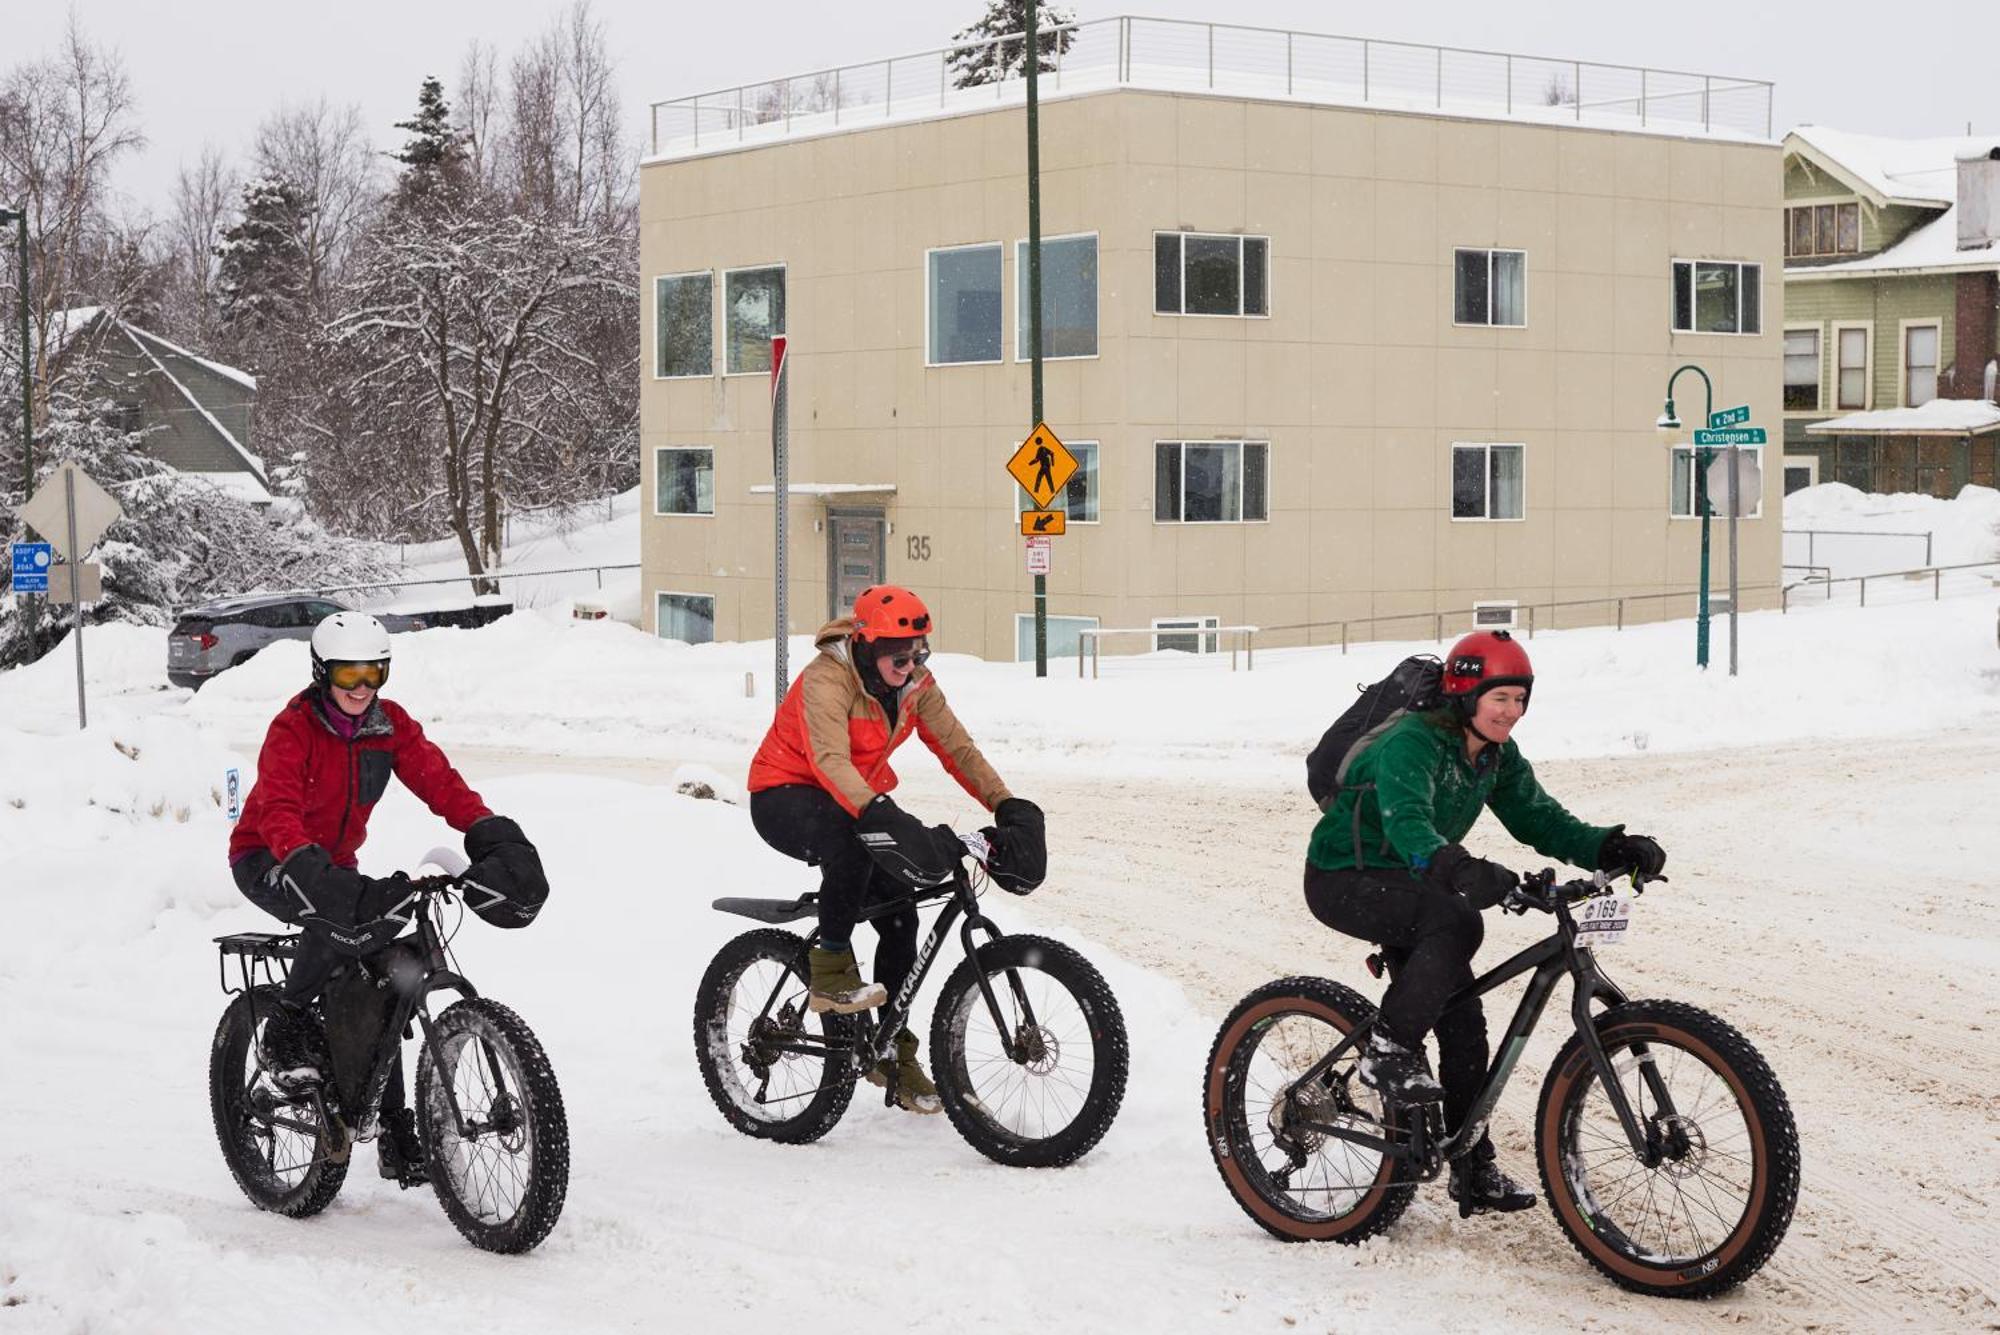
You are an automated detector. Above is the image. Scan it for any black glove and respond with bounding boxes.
[1596,827,1666,878]
[983,797,1047,894]
[1427,843,1519,910]
[855,794,959,889]
[462,815,550,928]
[279,844,374,927]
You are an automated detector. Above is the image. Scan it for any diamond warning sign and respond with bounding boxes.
[1006,422,1076,510]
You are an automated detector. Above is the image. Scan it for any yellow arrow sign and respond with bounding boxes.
[1020,509,1066,536]
[1006,422,1077,510]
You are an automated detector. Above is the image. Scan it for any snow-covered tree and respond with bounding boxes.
[948,0,1078,89]
[389,76,468,213]
[215,176,313,348]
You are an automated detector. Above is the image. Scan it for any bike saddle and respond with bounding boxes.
[711,895,818,924]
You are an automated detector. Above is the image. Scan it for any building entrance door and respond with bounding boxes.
[827,509,885,620]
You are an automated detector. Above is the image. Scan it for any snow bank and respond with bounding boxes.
[1783,481,2000,576]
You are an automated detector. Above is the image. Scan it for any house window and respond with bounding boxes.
[654,447,714,516]
[1017,440,1099,522]
[1450,443,1525,520]
[1153,232,1269,316]
[1837,326,1869,409]
[1153,616,1220,654]
[723,265,785,375]
[1015,234,1098,359]
[1783,203,1861,257]
[1671,447,1764,519]
[1015,613,1099,663]
[1671,260,1761,335]
[1452,248,1526,327]
[1904,324,1939,406]
[1783,328,1821,411]
[928,243,1003,365]
[655,271,713,377]
[1472,601,1519,631]
[1154,440,1269,523]
[656,592,716,644]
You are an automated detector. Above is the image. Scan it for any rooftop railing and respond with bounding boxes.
[648,16,1774,159]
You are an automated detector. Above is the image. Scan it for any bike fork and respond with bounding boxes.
[1570,966,1668,1166]
[959,911,1026,1064]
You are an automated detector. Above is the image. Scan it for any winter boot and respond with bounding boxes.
[1448,1157,1538,1217]
[808,945,887,1014]
[253,999,326,1099]
[376,1106,429,1187]
[1356,1031,1444,1105]
[865,1029,943,1115]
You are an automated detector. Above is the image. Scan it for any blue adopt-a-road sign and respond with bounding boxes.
[10,542,52,594]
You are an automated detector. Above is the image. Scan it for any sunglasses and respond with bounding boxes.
[881,645,931,671]
[328,661,388,691]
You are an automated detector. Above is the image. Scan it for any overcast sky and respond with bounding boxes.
[11,0,1997,217]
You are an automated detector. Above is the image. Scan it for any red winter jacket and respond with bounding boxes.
[228,690,491,869]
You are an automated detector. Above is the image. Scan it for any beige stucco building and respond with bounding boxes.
[639,22,1783,661]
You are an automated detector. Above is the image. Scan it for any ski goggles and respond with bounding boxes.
[327,661,389,691]
[880,643,931,671]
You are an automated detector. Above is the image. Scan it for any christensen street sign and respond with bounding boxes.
[1692,427,1766,447]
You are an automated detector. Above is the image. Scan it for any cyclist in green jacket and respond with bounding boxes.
[1304,630,1666,1216]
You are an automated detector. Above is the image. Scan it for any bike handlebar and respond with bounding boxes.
[1502,866,1666,916]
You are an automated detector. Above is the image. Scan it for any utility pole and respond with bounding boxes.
[0,206,30,505]
[1026,0,1047,677]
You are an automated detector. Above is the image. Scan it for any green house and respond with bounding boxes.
[1781,127,2000,497]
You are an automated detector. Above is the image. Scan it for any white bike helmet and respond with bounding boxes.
[310,611,392,689]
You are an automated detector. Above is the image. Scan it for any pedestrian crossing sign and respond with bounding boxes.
[1006,422,1077,510]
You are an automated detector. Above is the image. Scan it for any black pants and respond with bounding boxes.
[1304,863,1493,1157]
[750,785,918,1012]
[233,850,407,1112]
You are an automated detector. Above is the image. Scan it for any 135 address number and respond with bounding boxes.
[905,535,931,562]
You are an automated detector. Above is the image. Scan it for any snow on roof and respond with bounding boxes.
[124,323,257,391]
[46,306,104,361]
[1786,126,1996,207]
[1806,398,2000,436]
[179,470,275,505]
[113,323,268,485]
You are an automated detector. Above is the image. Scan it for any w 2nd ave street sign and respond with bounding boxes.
[1709,405,1752,429]
[1693,427,1766,447]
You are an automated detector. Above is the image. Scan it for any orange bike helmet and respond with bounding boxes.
[1441,629,1534,710]
[852,586,933,642]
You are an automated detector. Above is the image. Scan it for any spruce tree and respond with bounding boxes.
[214,176,313,358]
[389,76,468,212]
[948,0,1078,89]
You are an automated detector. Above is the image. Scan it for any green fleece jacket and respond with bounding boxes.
[1307,711,1612,873]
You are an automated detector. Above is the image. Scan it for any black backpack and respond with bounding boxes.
[1305,655,1444,813]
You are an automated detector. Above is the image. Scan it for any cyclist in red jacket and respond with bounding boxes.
[227,612,546,1183]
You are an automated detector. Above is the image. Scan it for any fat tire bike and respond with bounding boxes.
[1202,868,1799,1299]
[695,832,1129,1167]
[209,848,570,1254]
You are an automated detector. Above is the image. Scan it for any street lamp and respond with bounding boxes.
[0,204,30,505]
[1658,364,1715,669]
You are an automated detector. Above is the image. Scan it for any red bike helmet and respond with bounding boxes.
[852,585,932,642]
[1441,629,1534,711]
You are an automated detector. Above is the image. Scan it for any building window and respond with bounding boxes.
[1671,260,1761,335]
[1015,234,1097,359]
[1783,328,1821,411]
[723,265,785,375]
[1153,616,1220,654]
[1837,326,1870,409]
[657,592,716,644]
[654,447,714,516]
[1904,324,1939,406]
[655,271,713,378]
[928,243,1003,365]
[1784,202,1860,257]
[1671,447,1764,519]
[1154,440,1269,523]
[1153,232,1269,317]
[1472,601,1519,631]
[1017,440,1099,522]
[1015,613,1099,663]
[1450,443,1525,520]
[1452,248,1526,327]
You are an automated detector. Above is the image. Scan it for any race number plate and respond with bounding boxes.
[1574,894,1634,949]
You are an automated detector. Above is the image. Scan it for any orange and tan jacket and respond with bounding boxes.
[747,618,1012,817]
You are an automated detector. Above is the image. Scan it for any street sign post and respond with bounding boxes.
[1020,509,1066,536]
[1024,536,1052,576]
[770,334,789,701]
[16,463,121,729]
[9,541,50,593]
[1692,427,1766,447]
[1708,404,1751,429]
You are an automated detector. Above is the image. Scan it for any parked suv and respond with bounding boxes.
[167,594,428,689]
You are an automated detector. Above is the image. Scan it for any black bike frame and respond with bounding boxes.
[749,867,1037,1071]
[1286,896,1679,1167]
